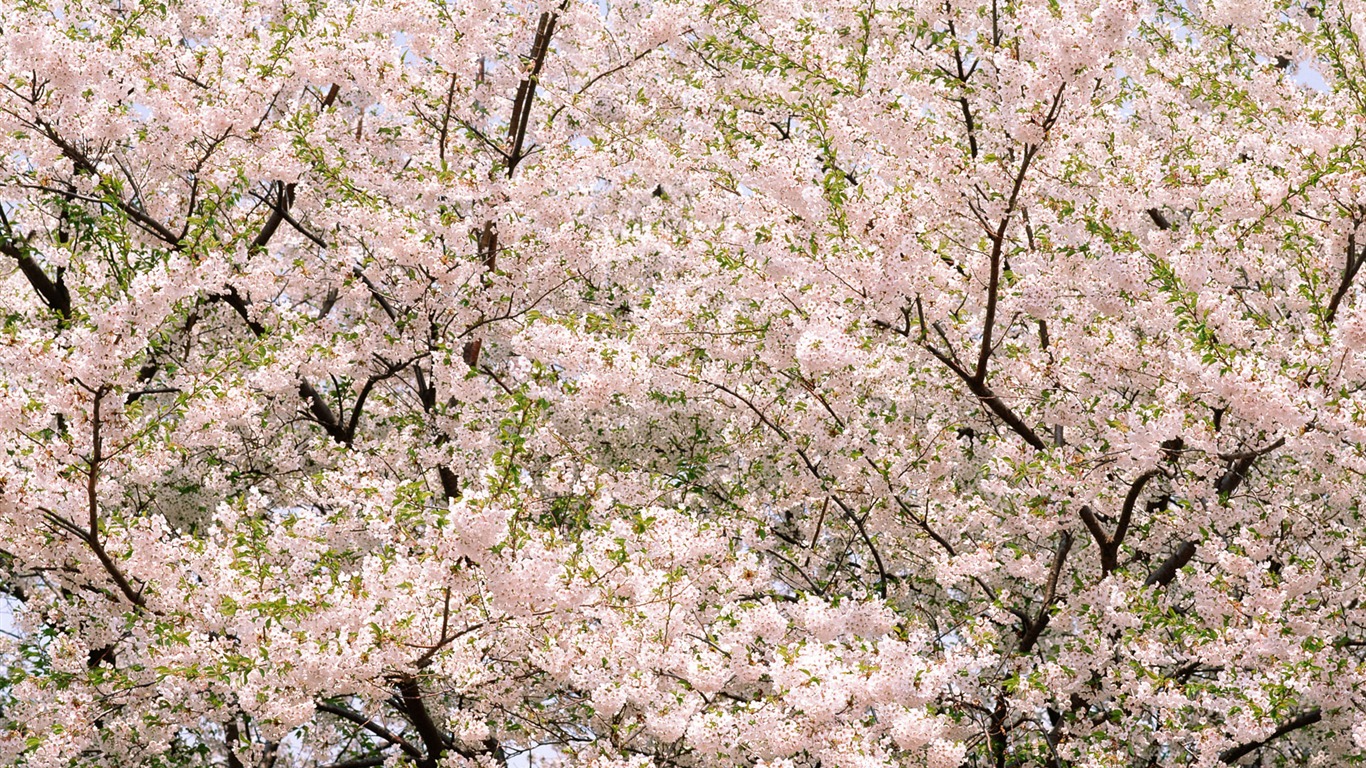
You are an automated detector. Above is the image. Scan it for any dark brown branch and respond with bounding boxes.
[988,694,1008,768]
[341,359,412,444]
[317,703,423,760]
[818,489,890,598]
[261,742,281,768]
[1078,505,1111,568]
[319,84,342,109]
[1149,436,1284,588]
[1078,469,1162,576]
[477,221,498,272]
[970,377,1047,450]
[1218,708,1321,764]
[975,143,1040,384]
[324,757,387,768]
[412,620,485,670]
[505,4,567,175]
[85,386,104,545]
[958,98,978,158]
[298,380,348,444]
[214,287,364,443]
[211,286,259,334]
[913,91,1064,453]
[125,360,166,404]
[0,242,70,317]
[0,208,71,317]
[225,720,245,768]
[83,387,148,608]
[249,87,337,250]
[1145,539,1197,587]
[1019,531,1072,653]
[706,379,890,594]
[706,379,791,441]
[251,185,327,248]
[890,495,958,556]
[1217,437,1286,462]
[437,467,462,499]
[461,338,483,369]
[34,123,183,246]
[1112,469,1162,548]
[438,73,457,168]
[1218,455,1259,497]
[352,268,399,320]
[41,389,152,610]
[252,181,297,251]
[548,42,669,125]
[393,676,449,768]
[1326,231,1365,324]
[917,328,1046,450]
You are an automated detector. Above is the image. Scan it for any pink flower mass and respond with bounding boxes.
[1,0,1365,765]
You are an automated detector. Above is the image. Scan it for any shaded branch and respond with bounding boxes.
[317,703,423,761]
[0,207,71,317]
[1218,708,1321,764]
[33,121,183,246]
[1149,438,1283,588]
[1326,230,1365,324]
[392,675,450,768]
[505,5,567,175]
[1018,531,1072,653]
[323,757,387,768]
[41,388,152,611]
[1080,470,1164,576]
[1144,539,1197,587]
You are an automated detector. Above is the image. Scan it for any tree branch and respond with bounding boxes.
[1144,539,1197,587]
[1326,230,1365,324]
[317,702,423,761]
[1149,437,1283,588]
[0,208,71,318]
[41,388,151,610]
[974,144,1040,384]
[505,4,567,175]
[1218,708,1321,764]
[1019,531,1072,653]
[393,675,449,768]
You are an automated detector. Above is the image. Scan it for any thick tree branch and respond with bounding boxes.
[393,675,451,768]
[988,694,1008,768]
[214,287,349,442]
[1326,230,1365,324]
[1080,469,1164,575]
[1149,438,1283,588]
[0,242,70,317]
[1144,539,1197,587]
[1112,469,1162,549]
[224,720,245,768]
[0,208,71,317]
[1019,531,1073,653]
[975,143,1040,384]
[1218,708,1321,764]
[253,181,298,251]
[505,5,567,175]
[317,702,423,760]
[251,84,338,252]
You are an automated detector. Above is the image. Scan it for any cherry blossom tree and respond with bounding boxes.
[3,0,1366,765]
